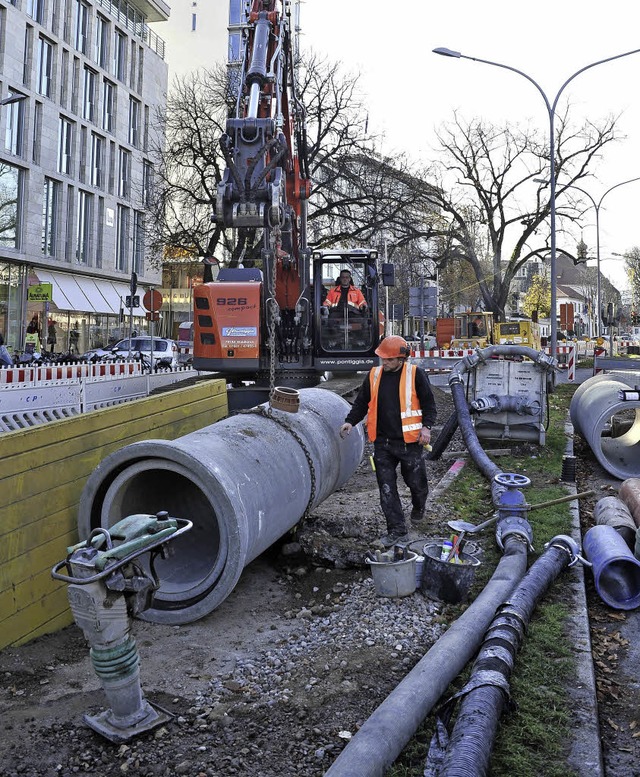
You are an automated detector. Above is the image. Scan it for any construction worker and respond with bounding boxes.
[339,335,437,547]
[323,269,367,315]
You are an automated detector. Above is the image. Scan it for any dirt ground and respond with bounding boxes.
[1,383,639,776]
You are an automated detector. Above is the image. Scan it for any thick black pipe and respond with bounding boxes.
[449,377,501,483]
[427,410,459,461]
[439,541,571,777]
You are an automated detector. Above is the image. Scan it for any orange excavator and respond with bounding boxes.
[193,1,391,405]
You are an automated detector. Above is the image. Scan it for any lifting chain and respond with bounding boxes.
[239,223,316,525]
[267,224,280,410]
[238,404,317,524]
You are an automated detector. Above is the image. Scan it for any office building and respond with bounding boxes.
[0,0,169,356]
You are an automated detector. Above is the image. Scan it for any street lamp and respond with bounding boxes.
[432,46,640,360]
[555,178,640,339]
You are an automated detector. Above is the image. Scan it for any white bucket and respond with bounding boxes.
[366,550,418,598]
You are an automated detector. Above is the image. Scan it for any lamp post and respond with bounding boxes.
[560,178,640,339]
[432,46,640,360]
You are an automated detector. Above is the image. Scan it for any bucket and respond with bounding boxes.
[583,524,640,610]
[421,541,481,604]
[366,550,417,598]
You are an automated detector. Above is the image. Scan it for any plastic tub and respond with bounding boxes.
[366,550,417,598]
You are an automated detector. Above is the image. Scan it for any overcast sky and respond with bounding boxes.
[301,0,640,290]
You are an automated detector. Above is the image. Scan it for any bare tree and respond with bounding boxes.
[625,247,640,306]
[417,110,620,320]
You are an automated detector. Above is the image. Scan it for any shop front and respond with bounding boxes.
[25,269,150,357]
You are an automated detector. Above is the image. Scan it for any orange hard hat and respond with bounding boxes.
[375,335,410,358]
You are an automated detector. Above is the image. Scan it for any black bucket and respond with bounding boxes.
[421,541,481,604]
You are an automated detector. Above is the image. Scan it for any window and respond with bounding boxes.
[142,160,153,206]
[32,101,43,163]
[60,49,69,108]
[118,147,130,198]
[228,33,241,63]
[102,79,115,132]
[132,210,144,274]
[128,97,139,147]
[116,204,129,271]
[4,93,25,156]
[229,0,243,24]
[192,13,197,31]
[36,36,54,97]
[94,16,108,69]
[91,133,104,187]
[129,39,136,90]
[82,66,96,121]
[76,190,93,263]
[58,116,73,174]
[112,30,126,82]
[42,177,59,256]
[26,0,44,24]
[74,0,89,55]
[0,163,22,250]
[79,125,87,182]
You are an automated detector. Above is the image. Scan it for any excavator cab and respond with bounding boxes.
[312,249,382,371]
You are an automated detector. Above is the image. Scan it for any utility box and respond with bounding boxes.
[468,359,548,445]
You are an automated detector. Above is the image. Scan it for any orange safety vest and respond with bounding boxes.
[366,362,423,443]
[324,285,366,312]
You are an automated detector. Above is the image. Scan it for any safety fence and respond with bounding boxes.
[0,364,199,433]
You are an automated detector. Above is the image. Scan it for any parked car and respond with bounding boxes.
[112,336,179,368]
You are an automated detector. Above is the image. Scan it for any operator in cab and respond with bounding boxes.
[323,269,368,315]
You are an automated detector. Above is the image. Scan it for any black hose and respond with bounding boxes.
[427,410,459,461]
[436,541,572,777]
[450,378,501,482]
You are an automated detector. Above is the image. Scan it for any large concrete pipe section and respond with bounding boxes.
[569,373,640,480]
[78,388,364,625]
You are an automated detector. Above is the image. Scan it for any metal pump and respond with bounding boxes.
[51,512,192,742]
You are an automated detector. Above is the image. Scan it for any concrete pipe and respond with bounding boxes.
[569,373,640,480]
[619,478,640,527]
[593,496,638,548]
[78,388,364,624]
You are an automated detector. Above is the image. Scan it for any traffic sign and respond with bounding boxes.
[125,295,140,308]
[409,286,437,317]
[143,289,163,312]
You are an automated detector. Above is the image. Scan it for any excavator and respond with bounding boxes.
[192,0,390,405]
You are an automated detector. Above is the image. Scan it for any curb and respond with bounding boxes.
[564,420,605,777]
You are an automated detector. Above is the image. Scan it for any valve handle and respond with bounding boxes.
[494,472,531,488]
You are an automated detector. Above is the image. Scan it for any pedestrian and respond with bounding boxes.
[47,321,57,353]
[0,334,12,367]
[339,335,437,547]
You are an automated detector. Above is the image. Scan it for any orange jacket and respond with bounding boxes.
[366,362,423,443]
[323,285,367,312]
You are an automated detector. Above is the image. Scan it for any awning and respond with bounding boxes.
[34,270,149,315]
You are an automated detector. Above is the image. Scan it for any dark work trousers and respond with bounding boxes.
[373,439,429,535]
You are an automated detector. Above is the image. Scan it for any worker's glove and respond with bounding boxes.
[320,306,329,317]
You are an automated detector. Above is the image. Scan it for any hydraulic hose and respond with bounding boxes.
[436,537,578,777]
[324,536,529,777]
[427,410,459,461]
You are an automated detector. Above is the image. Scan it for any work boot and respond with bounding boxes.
[410,508,425,524]
[379,532,409,548]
